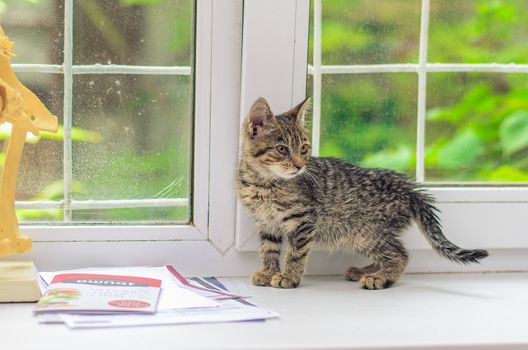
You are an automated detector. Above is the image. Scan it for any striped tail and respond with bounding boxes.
[411,190,488,264]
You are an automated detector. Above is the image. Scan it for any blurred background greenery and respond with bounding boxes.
[1,0,527,225]
[309,0,528,182]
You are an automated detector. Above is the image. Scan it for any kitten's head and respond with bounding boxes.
[241,97,312,180]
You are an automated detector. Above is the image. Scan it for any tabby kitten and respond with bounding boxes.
[236,97,488,290]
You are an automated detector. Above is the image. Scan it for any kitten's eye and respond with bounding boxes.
[301,144,311,155]
[276,145,289,155]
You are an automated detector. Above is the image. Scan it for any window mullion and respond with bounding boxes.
[11,64,63,74]
[311,0,322,157]
[16,198,188,210]
[72,65,191,75]
[63,0,74,222]
[416,0,430,183]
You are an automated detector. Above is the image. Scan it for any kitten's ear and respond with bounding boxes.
[247,97,275,137]
[284,96,311,126]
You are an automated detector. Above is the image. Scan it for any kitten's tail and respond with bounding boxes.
[411,190,488,264]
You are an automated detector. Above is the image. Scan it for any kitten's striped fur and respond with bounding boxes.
[236,97,488,289]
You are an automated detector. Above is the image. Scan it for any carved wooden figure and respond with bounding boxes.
[0,26,58,257]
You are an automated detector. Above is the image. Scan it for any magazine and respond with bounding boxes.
[34,273,161,314]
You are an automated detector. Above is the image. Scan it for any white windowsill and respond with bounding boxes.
[1,272,527,350]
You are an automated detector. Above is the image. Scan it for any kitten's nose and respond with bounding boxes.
[292,156,304,171]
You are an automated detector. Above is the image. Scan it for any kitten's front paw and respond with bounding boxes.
[359,274,394,290]
[251,270,274,286]
[270,273,300,289]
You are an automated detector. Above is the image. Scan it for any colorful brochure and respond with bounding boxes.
[34,273,161,314]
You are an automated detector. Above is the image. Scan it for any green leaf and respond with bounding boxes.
[361,144,414,172]
[1,124,100,143]
[16,208,62,221]
[320,141,345,159]
[487,166,528,182]
[499,110,528,156]
[322,22,370,52]
[40,126,101,144]
[437,128,483,169]
[119,0,161,6]
[426,107,449,122]
[30,180,86,201]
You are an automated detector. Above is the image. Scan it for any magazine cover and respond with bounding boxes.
[34,273,161,314]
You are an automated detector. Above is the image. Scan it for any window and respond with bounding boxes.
[1,0,243,263]
[236,0,528,271]
[3,0,193,225]
[1,0,526,274]
[308,0,528,184]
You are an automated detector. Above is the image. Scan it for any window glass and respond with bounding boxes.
[426,73,528,182]
[5,73,64,223]
[308,0,528,184]
[0,0,63,64]
[1,0,194,224]
[72,74,192,223]
[73,0,192,66]
[429,0,528,64]
[314,0,421,65]
[315,74,417,177]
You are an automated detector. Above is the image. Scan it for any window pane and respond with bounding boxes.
[2,0,195,225]
[429,0,528,64]
[72,74,192,223]
[318,74,417,178]
[426,73,528,182]
[318,0,421,65]
[308,0,314,65]
[73,0,193,66]
[1,73,64,223]
[0,0,64,64]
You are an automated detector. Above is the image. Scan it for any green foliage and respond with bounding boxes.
[361,144,414,173]
[17,180,85,221]
[488,166,528,181]
[422,74,528,181]
[169,0,193,55]
[487,166,528,182]
[119,0,162,6]
[499,110,528,156]
[316,0,528,183]
[0,125,101,144]
[0,0,40,16]
[72,141,190,222]
[2,123,100,221]
[435,128,483,170]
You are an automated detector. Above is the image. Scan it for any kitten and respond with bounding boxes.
[236,97,488,290]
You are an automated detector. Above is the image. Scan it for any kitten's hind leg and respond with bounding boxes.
[356,236,409,290]
[252,231,283,287]
[345,263,378,282]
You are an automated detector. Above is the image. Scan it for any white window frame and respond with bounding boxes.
[236,0,311,249]
[4,0,527,274]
